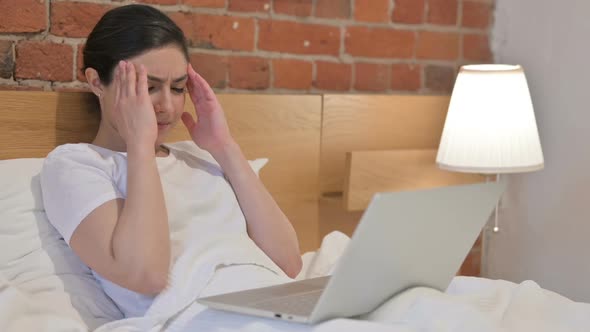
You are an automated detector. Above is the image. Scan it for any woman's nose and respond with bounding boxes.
[155,91,173,113]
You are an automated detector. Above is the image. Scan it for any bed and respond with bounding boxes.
[1,91,588,332]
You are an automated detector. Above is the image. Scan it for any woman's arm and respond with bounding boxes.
[181,64,302,278]
[113,144,170,291]
[71,146,170,295]
[71,61,170,295]
[215,141,302,278]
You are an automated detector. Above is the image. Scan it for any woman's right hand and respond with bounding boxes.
[110,60,157,150]
[69,60,171,295]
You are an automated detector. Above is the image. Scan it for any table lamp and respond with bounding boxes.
[436,64,544,232]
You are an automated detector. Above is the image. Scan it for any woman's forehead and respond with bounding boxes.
[129,46,187,80]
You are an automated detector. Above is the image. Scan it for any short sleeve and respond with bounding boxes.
[40,146,125,245]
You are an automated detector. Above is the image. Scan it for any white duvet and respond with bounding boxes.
[1,157,589,332]
[1,231,589,332]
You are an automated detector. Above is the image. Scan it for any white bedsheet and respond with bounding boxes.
[1,231,589,332]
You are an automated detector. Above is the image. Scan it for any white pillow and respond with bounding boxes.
[166,140,269,177]
[0,152,268,329]
[249,157,269,176]
[0,158,124,330]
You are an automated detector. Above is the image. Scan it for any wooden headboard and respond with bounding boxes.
[0,91,322,252]
[320,94,452,194]
[0,91,483,275]
[317,95,451,237]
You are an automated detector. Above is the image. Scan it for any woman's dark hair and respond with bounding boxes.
[83,4,189,85]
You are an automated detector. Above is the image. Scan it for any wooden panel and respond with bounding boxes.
[0,91,322,252]
[321,94,451,193]
[343,149,485,211]
[0,92,102,159]
[319,194,363,240]
[215,94,321,197]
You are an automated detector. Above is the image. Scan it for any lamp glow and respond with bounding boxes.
[436,64,544,174]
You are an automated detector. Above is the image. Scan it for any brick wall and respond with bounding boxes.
[0,0,494,93]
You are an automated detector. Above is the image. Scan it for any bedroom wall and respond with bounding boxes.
[486,0,590,301]
[0,0,493,94]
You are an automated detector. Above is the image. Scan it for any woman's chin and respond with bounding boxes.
[156,123,173,141]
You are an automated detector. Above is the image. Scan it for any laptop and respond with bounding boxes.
[197,181,505,324]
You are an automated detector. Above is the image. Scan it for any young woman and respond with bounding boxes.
[40,4,301,317]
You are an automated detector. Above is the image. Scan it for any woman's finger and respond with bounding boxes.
[192,68,216,102]
[187,64,204,105]
[113,62,121,104]
[127,62,137,97]
[186,79,200,111]
[120,61,128,97]
[137,64,148,97]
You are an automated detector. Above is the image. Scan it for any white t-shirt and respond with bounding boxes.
[40,141,268,317]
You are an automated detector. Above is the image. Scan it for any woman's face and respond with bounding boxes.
[100,45,188,146]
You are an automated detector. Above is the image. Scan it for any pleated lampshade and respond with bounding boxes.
[436,64,544,174]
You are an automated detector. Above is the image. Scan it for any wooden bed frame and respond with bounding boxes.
[0,91,483,273]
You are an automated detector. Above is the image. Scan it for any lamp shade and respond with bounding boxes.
[436,64,544,174]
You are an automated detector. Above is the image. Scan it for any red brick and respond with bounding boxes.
[459,249,481,276]
[258,20,340,56]
[136,0,178,4]
[16,42,74,82]
[77,44,86,82]
[474,232,483,248]
[272,59,312,90]
[392,0,424,24]
[314,61,351,91]
[192,15,255,51]
[50,2,112,38]
[416,31,460,61]
[228,0,270,12]
[463,34,492,62]
[190,53,228,89]
[427,0,458,25]
[168,12,194,41]
[315,0,351,19]
[182,0,226,8]
[229,57,269,90]
[0,0,47,33]
[354,63,389,92]
[346,27,415,58]
[274,0,312,17]
[0,41,14,79]
[355,0,390,23]
[391,63,421,91]
[462,1,492,29]
[425,65,455,92]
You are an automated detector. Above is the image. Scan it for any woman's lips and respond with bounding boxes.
[157,123,170,130]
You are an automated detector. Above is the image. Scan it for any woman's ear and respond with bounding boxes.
[85,68,104,98]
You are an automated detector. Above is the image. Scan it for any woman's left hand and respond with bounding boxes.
[181,64,234,158]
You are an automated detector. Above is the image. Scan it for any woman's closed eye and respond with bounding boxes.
[171,87,185,94]
[147,86,186,94]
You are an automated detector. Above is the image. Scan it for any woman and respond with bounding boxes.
[40,4,301,318]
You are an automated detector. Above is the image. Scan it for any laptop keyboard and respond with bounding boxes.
[249,290,323,317]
